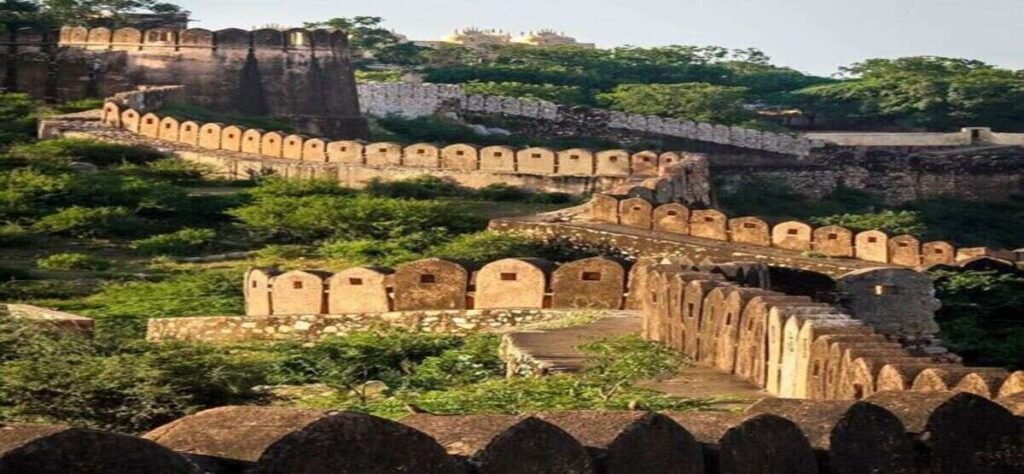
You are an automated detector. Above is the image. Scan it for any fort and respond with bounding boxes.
[2,25,367,138]
[5,22,1024,473]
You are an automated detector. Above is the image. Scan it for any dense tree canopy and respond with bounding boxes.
[0,0,184,31]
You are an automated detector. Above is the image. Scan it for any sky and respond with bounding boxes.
[174,0,1024,76]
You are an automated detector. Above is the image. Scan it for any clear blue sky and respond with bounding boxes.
[175,0,1023,75]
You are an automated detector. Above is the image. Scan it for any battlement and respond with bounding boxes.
[93,100,712,202]
[4,396,1022,473]
[586,193,1022,268]
[49,25,350,53]
[357,82,826,156]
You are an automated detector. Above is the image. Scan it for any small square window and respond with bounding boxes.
[184,126,192,132]
[348,278,363,286]
[934,248,944,254]
[874,285,897,296]
[455,150,465,156]
[252,281,258,288]
[828,233,839,240]
[582,272,602,281]
[292,281,303,289]
[532,153,541,159]
[868,237,878,243]
[340,147,348,152]
[417,149,425,155]
[743,223,757,229]
[228,134,235,139]
[898,242,909,248]
[494,152,503,158]
[787,229,799,236]
[633,206,642,211]
[165,123,172,129]
[704,217,715,222]
[420,274,437,284]
[378,148,387,153]
[570,154,579,160]
[667,211,678,216]
[609,156,618,162]
[500,273,517,281]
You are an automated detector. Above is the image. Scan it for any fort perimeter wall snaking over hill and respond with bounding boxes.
[584,192,1022,267]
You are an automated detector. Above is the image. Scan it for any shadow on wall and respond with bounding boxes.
[639,262,1024,409]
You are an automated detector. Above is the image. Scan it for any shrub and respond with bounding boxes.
[462,81,590,105]
[248,177,354,199]
[0,223,31,246]
[31,206,144,238]
[0,168,72,218]
[7,139,164,168]
[317,232,441,266]
[429,231,594,264]
[0,324,270,433]
[0,93,39,146]
[811,210,926,235]
[82,270,244,320]
[49,98,105,114]
[476,183,531,202]
[131,228,217,256]
[231,195,485,242]
[36,253,112,271]
[364,176,466,200]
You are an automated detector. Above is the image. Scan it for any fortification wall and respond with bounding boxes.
[1,26,367,138]
[146,309,572,343]
[639,263,1024,406]
[805,127,1024,147]
[582,193,1020,267]
[715,145,1024,203]
[357,82,824,156]
[48,102,713,202]
[6,399,1022,473]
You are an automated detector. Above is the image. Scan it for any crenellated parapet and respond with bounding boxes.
[56,25,349,53]
[357,82,828,156]
[585,192,1023,268]
[97,100,713,204]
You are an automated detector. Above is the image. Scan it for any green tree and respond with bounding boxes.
[462,81,590,105]
[598,83,753,124]
[304,16,422,65]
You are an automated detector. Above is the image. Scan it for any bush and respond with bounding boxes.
[131,228,217,256]
[82,270,244,320]
[811,210,926,235]
[32,206,145,238]
[231,194,485,242]
[364,176,466,200]
[462,81,590,105]
[0,323,270,433]
[36,253,112,271]
[318,232,442,267]
[0,168,72,218]
[476,183,531,202]
[0,93,39,146]
[932,270,1024,368]
[248,177,354,199]
[7,139,165,168]
[0,223,31,246]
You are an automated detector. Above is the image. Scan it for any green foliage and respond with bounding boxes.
[0,320,267,433]
[0,223,31,246]
[36,252,112,271]
[903,196,1024,248]
[404,334,504,390]
[7,139,164,168]
[247,177,355,199]
[462,81,590,106]
[0,93,39,146]
[305,16,421,66]
[230,193,485,242]
[317,231,444,267]
[131,228,217,256]
[48,98,105,114]
[81,270,244,320]
[355,70,404,83]
[364,176,466,200]
[270,331,465,403]
[795,57,1024,130]
[598,83,754,124]
[811,210,926,235]
[31,206,145,238]
[932,271,1024,368]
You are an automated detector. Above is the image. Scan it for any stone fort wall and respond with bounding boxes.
[5,397,1023,473]
[1,26,367,138]
[357,82,826,156]
[638,263,1024,405]
[586,193,1020,267]
[86,100,712,202]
